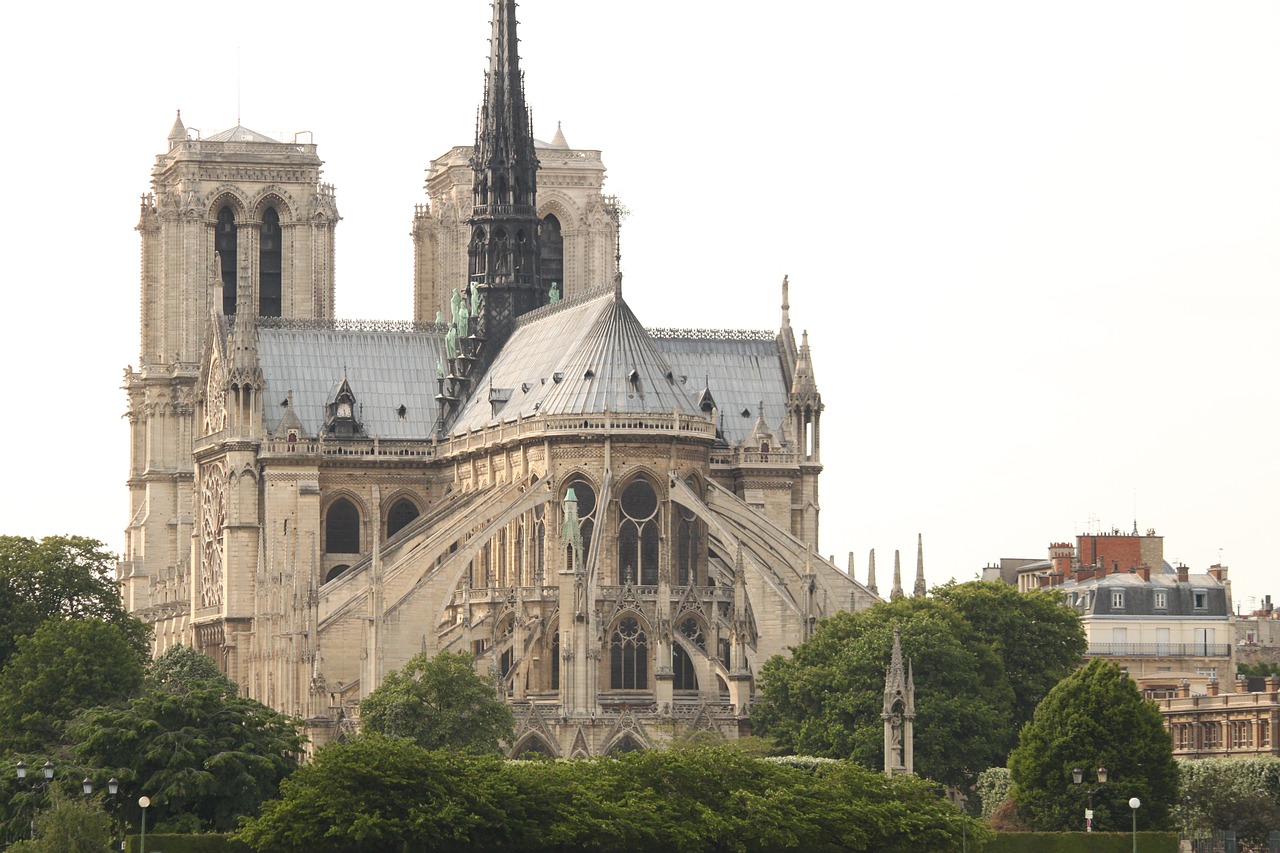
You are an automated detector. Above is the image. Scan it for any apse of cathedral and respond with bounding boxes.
[119,1,877,756]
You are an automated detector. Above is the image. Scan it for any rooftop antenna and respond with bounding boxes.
[236,46,241,126]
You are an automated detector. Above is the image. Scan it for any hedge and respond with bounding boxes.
[125,834,252,853]
[982,831,1178,852]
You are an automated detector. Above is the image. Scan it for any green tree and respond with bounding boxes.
[1008,657,1178,831]
[66,647,305,832]
[0,535,150,668]
[932,580,1085,729]
[359,651,514,754]
[0,618,146,752]
[751,597,1015,789]
[5,789,114,853]
[1179,756,1280,845]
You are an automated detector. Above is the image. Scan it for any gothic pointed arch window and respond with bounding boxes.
[259,207,282,317]
[562,476,597,560]
[673,643,698,691]
[676,503,702,586]
[325,498,360,554]
[618,478,660,585]
[550,628,560,690]
[609,616,648,690]
[216,205,238,315]
[386,498,420,539]
[539,214,563,292]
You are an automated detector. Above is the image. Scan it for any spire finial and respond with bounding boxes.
[781,274,791,328]
[913,533,927,598]
[891,550,903,600]
[867,548,878,595]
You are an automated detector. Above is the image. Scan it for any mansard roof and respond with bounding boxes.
[256,321,447,439]
[451,286,701,433]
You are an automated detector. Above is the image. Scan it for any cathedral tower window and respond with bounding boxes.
[539,214,563,293]
[259,207,282,317]
[673,644,698,691]
[676,505,701,586]
[325,498,360,554]
[550,629,560,690]
[618,479,659,585]
[386,498,420,539]
[609,617,648,690]
[216,205,238,315]
[563,477,597,558]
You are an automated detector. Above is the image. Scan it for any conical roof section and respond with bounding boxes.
[450,286,700,433]
[205,125,285,144]
[168,110,187,146]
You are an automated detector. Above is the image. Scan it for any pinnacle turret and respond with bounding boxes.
[913,533,927,598]
[167,110,187,148]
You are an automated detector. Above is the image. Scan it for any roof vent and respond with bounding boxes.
[664,370,674,383]
[741,408,751,418]
[628,369,639,389]
[553,372,564,384]
[584,369,595,380]
[521,382,530,393]
[396,404,407,419]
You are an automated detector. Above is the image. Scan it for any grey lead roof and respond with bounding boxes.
[204,125,286,144]
[653,336,789,446]
[258,327,447,439]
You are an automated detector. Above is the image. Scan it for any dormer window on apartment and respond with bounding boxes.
[1193,589,1208,610]
[1111,590,1125,609]
[1154,589,1167,610]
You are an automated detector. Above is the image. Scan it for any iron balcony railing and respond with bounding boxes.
[1088,642,1231,658]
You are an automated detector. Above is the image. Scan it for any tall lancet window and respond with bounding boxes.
[618,479,660,586]
[216,206,238,315]
[539,215,563,293]
[259,207,282,317]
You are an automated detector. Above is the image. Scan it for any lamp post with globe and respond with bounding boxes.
[1129,797,1140,852]
[1071,765,1109,832]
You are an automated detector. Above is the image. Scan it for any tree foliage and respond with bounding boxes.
[0,618,146,751]
[4,789,114,853]
[1178,756,1280,845]
[931,580,1085,728]
[751,595,1020,788]
[1008,658,1178,831]
[0,535,150,668]
[66,645,305,833]
[359,650,514,754]
[235,738,987,853]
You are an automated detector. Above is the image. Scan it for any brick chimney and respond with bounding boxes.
[1267,676,1280,695]
[1176,565,1189,583]
[1206,677,1219,697]
[1177,679,1191,699]
[1235,676,1251,695]
[1049,542,1074,576]
[1136,565,1150,581]
[1207,564,1228,582]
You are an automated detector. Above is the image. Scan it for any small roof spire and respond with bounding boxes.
[790,329,818,397]
[168,110,187,148]
[914,533,927,598]
[781,274,791,329]
[891,549,904,600]
[867,548,878,595]
[550,120,568,148]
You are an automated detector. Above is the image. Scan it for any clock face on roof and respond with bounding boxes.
[337,402,352,419]
[199,462,226,609]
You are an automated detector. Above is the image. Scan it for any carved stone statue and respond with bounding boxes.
[549,281,561,304]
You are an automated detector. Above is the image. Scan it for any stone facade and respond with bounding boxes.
[1159,676,1280,759]
[121,3,876,757]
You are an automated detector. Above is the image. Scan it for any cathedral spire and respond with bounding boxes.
[914,533,927,598]
[891,549,903,600]
[467,0,543,353]
[867,548,878,596]
[168,110,187,149]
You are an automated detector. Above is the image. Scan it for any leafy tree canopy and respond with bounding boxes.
[236,738,986,853]
[0,535,150,668]
[0,618,146,752]
[67,648,305,833]
[931,580,1085,727]
[359,650,514,754]
[751,595,1017,788]
[1008,658,1178,831]
[4,789,114,853]
[1179,756,1280,845]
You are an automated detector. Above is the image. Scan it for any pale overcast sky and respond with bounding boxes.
[3,2,1277,610]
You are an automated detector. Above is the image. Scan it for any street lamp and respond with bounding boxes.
[1129,797,1141,852]
[138,795,151,853]
[1072,766,1109,832]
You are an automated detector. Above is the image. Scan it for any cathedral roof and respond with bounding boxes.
[651,333,789,446]
[204,125,286,144]
[256,324,447,439]
[450,287,701,433]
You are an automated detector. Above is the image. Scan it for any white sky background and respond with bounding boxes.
[3,2,1277,610]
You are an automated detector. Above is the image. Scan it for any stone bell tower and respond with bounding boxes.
[121,113,339,641]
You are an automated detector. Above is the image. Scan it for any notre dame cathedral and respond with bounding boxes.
[119,1,877,755]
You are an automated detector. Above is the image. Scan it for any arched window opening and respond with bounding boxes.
[673,643,698,691]
[325,499,360,554]
[608,735,644,755]
[497,529,508,587]
[386,498,420,539]
[514,523,525,586]
[515,738,555,759]
[533,505,546,584]
[676,505,700,586]
[718,638,732,671]
[216,205,238,315]
[500,647,514,679]
[540,214,563,295]
[259,207,282,317]
[563,477,596,559]
[679,618,705,650]
[325,564,351,584]
[550,630,560,690]
[609,617,648,690]
[618,479,660,585]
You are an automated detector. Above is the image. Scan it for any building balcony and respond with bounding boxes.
[1087,642,1231,658]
